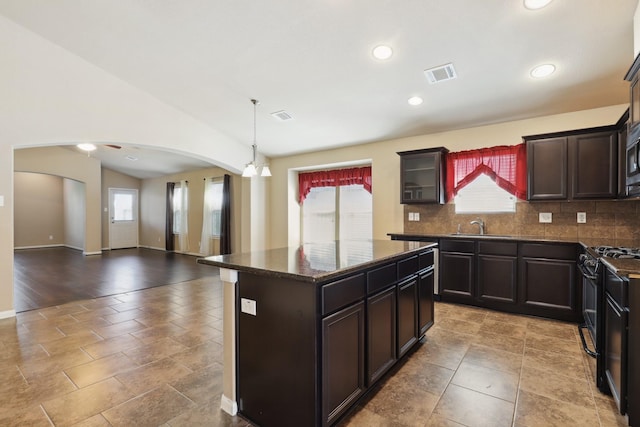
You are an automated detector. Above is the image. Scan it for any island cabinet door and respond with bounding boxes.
[367,286,397,385]
[322,301,366,427]
[397,276,419,358]
[418,267,435,336]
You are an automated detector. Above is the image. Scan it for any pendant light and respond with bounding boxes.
[242,99,272,177]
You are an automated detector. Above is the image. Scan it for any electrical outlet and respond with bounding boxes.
[539,212,552,223]
[241,298,257,316]
[49,235,53,240]
[577,212,587,223]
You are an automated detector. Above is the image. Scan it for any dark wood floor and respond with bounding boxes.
[13,247,217,312]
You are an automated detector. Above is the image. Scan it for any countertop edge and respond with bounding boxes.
[197,241,438,283]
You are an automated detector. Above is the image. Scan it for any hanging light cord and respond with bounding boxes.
[251,99,258,163]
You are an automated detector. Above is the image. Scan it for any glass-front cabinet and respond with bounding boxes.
[398,147,448,204]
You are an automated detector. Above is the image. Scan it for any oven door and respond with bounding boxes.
[605,292,628,415]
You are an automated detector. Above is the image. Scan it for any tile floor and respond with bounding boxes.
[0,274,630,426]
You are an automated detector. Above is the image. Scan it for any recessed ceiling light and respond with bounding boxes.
[372,45,393,60]
[524,0,553,10]
[77,143,97,151]
[408,96,423,106]
[530,63,556,78]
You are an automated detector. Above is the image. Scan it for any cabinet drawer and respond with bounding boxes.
[440,239,475,253]
[367,263,397,295]
[419,250,435,270]
[398,255,419,280]
[321,274,365,315]
[520,243,577,260]
[478,241,517,256]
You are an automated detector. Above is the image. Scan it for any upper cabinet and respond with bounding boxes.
[398,147,448,204]
[525,127,618,201]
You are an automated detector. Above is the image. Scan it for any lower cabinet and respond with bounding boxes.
[440,250,475,303]
[397,276,418,358]
[477,241,518,306]
[420,237,580,322]
[322,247,436,426]
[367,286,397,385]
[519,242,580,322]
[322,302,366,426]
[418,267,435,335]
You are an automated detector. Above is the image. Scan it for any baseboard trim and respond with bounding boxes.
[14,244,64,250]
[0,310,16,319]
[83,251,102,256]
[138,245,166,252]
[220,394,238,416]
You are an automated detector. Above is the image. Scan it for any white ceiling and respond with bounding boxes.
[2,0,638,178]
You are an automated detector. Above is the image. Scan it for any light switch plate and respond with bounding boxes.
[414,212,420,221]
[539,212,552,223]
[240,298,257,316]
[577,212,587,223]
[0,195,4,207]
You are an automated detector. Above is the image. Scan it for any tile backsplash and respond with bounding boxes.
[403,200,640,247]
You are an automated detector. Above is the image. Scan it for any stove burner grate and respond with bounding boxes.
[593,246,640,259]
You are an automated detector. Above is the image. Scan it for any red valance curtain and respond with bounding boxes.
[445,144,527,201]
[299,166,372,203]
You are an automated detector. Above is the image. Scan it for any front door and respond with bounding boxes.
[108,188,138,249]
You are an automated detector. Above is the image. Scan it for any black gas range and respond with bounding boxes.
[592,246,640,259]
[579,244,637,415]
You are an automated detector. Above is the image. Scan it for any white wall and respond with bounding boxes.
[0,15,267,315]
[268,104,629,250]
[63,178,86,251]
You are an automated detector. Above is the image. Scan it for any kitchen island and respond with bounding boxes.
[197,239,437,427]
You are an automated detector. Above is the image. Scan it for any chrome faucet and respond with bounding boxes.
[470,218,485,235]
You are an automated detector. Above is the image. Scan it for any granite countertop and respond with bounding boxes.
[601,258,640,277]
[389,232,640,276]
[197,240,438,283]
[388,232,581,244]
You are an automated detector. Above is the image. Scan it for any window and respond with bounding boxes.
[207,180,224,237]
[301,184,372,243]
[446,144,526,214]
[172,187,182,234]
[454,173,516,213]
[112,193,133,221]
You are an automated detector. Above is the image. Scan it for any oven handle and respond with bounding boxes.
[578,324,597,358]
[577,263,598,281]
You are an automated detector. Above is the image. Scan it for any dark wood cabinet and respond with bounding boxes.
[439,239,475,304]
[477,241,517,305]
[392,234,581,323]
[627,277,640,427]
[397,276,418,358]
[519,243,580,322]
[569,131,618,199]
[525,128,618,200]
[398,147,448,204]
[322,301,365,426]
[417,267,435,335]
[527,137,568,200]
[367,286,397,385]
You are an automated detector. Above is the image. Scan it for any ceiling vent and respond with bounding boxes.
[271,110,293,121]
[424,63,457,84]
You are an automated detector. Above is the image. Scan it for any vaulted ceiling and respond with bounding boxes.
[1,0,638,177]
